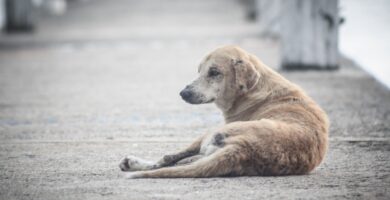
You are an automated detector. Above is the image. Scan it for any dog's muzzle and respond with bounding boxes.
[180,85,195,103]
[180,85,214,104]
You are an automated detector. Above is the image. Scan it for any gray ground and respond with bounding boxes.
[0,0,389,199]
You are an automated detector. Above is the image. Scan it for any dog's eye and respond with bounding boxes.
[208,68,221,77]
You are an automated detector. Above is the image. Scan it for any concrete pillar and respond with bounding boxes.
[255,0,339,70]
[0,0,5,30]
[5,0,35,32]
[280,0,339,70]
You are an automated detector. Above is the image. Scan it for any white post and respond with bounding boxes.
[5,0,35,31]
[280,0,339,69]
[255,0,339,69]
[0,0,5,30]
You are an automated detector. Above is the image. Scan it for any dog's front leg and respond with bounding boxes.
[119,155,157,172]
[156,134,205,167]
[119,135,204,171]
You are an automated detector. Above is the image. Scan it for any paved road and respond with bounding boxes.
[0,0,389,199]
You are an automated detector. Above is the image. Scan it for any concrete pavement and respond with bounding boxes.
[0,0,389,199]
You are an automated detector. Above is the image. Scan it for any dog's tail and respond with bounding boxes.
[125,145,244,178]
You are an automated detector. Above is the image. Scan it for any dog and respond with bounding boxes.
[119,45,329,178]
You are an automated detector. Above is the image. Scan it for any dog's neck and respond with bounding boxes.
[220,60,296,123]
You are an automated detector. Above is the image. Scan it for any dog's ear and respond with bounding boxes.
[231,59,260,93]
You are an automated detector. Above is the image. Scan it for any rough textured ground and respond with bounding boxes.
[0,0,389,199]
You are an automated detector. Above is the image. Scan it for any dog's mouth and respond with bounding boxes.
[204,98,215,103]
[180,87,215,104]
[182,96,214,104]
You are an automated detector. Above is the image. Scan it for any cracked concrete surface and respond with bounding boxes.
[0,0,389,199]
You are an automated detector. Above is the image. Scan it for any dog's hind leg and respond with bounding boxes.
[125,145,246,178]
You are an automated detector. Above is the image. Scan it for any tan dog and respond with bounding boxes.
[119,45,329,178]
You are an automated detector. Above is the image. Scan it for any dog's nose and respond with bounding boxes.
[180,89,193,100]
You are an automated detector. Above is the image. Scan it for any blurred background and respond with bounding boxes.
[0,0,389,86]
[0,0,389,199]
[0,0,388,138]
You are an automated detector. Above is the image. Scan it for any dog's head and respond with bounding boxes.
[180,45,260,109]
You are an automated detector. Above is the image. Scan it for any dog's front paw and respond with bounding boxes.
[119,155,155,171]
[119,156,139,171]
[119,156,131,171]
